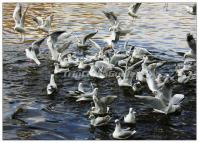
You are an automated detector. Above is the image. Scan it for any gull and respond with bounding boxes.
[132,47,152,59]
[47,74,57,95]
[75,30,98,50]
[13,3,29,41]
[145,62,166,93]
[47,30,72,61]
[54,63,69,74]
[91,89,109,115]
[89,39,107,60]
[128,3,142,18]
[76,88,98,102]
[87,106,110,116]
[25,36,46,65]
[32,15,53,33]
[59,53,78,68]
[89,114,111,127]
[94,59,116,74]
[177,71,193,84]
[132,81,142,93]
[47,30,66,61]
[93,90,117,106]
[103,11,130,43]
[135,76,185,114]
[89,63,105,79]
[116,60,143,87]
[185,4,196,15]
[112,119,136,139]
[67,82,93,97]
[77,58,90,69]
[184,33,196,59]
[135,93,184,114]
[124,108,136,124]
[109,43,129,65]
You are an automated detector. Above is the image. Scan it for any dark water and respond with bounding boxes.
[3,3,196,140]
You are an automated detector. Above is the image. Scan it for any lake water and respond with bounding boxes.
[3,2,196,140]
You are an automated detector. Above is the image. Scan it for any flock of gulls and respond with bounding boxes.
[12,3,196,139]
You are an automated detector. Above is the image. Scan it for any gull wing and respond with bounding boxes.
[132,3,142,13]
[49,30,66,44]
[126,59,143,73]
[20,6,29,27]
[32,16,44,26]
[44,15,53,29]
[57,41,72,53]
[82,30,98,44]
[89,39,103,51]
[13,3,22,24]
[102,10,118,26]
[187,33,196,53]
[32,37,47,55]
[135,95,166,110]
[169,94,184,105]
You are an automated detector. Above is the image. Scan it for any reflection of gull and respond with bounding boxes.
[113,119,136,139]
[89,114,111,127]
[25,37,46,65]
[13,3,29,41]
[124,108,136,124]
[128,3,142,18]
[47,74,57,95]
[32,15,53,33]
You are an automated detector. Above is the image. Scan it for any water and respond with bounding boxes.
[3,2,196,140]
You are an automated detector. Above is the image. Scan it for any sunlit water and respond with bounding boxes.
[3,3,196,140]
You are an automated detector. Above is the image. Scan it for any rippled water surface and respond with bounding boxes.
[3,2,196,140]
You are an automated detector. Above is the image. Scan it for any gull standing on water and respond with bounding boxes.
[13,3,29,42]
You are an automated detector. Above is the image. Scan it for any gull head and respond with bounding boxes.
[115,119,120,124]
[89,114,95,119]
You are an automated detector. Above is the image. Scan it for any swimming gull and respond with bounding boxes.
[124,108,136,124]
[89,114,111,127]
[47,74,57,95]
[112,119,136,139]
